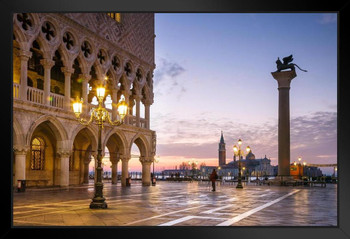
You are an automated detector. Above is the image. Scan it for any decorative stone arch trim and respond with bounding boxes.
[103,128,128,156]
[13,116,26,147]
[38,15,62,48]
[70,124,99,153]
[129,132,150,157]
[13,13,41,40]
[26,115,68,147]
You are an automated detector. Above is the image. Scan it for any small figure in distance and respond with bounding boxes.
[210,169,218,192]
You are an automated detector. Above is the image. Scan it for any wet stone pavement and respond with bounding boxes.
[12,180,337,227]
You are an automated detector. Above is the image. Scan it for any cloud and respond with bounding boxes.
[318,14,337,24]
[154,57,186,86]
[153,57,187,100]
[152,110,337,167]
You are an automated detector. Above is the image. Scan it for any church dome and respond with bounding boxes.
[246,151,255,160]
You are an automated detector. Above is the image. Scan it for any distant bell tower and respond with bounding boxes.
[218,131,226,166]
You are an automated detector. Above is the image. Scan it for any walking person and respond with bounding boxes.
[210,169,218,191]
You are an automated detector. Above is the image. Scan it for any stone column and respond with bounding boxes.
[79,74,91,115]
[58,151,71,187]
[61,67,75,111]
[111,89,118,121]
[110,156,119,185]
[271,70,297,177]
[83,157,91,184]
[121,156,130,187]
[14,147,28,184]
[140,156,152,186]
[134,94,142,127]
[18,50,32,101]
[123,92,130,125]
[144,103,151,129]
[40,59,55,106]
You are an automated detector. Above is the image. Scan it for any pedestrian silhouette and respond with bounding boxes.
[210,169,218,191]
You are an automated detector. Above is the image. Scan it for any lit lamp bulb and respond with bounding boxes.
[238,139,242,146]
[233,145,238,154]
[298,156,302,162]
[246,146,251,153]
[96,87,106,101]
[73,98,83,117]
[117,96,128,120]
[293,161,297,166]
[303,162,306,166]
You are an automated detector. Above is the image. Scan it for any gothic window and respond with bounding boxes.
[136,69,142,82]
[54,86,60,94]
[63,32,74,50]
[27,77,33,87]
[17,13,32,31]
[37,79,43,90]
[91,96,98,105]
[41,22,55,41]
[31,137,45,170]
[104,95,112,109]
[97,50,106,64]
[112,56,120,71]
[81,41,92,58]
[107,13,121,23]
[124,62,132,76]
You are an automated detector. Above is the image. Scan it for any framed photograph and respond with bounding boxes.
[2,0,350,238]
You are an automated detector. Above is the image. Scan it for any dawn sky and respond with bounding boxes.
[126,13,337,175]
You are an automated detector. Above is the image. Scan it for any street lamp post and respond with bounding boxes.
[72,84,128,209]
[233,139,251,189]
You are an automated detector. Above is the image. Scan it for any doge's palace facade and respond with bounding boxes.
[12,13,156,187]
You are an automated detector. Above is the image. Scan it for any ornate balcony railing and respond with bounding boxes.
[49,93,64,109]
[14,84,149,129]
[27,86,44,104]
[13,83,20,99]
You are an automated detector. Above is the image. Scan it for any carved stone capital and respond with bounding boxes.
[13,145,29,155]
[133,94,142,101]
[139,156,153,164]
[57,150,72,158]
[61,66,75,76]
[120,156,131,162]
[79,74,92,82]
[40,59,55,69]
[18,50,32,60]
[271,70,297,89]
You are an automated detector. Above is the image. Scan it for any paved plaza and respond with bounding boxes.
[12,181,337,227]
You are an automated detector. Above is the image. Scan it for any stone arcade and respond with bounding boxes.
[12,13,156,188]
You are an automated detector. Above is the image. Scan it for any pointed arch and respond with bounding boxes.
[26,115,68,148]
[104,129,128,158]
[13,116,26,147]
[129,133,150,157]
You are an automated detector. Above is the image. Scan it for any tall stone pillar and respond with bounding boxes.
[14,147,28,184]
[110,153,120,184]
[134,94,142,127]
[111,89,118,121]
[271,70,297,177]
[140,157,152,186]
[62,66,75,110]
[40,59,55,106]
[144,102,151,129]
[78,72,91,114]
[58,151,71,187]
[121,156,130,186]
[83,159,90,184]
[18,50,32,101]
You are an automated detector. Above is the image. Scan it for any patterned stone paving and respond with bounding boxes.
[12,181,337,227]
